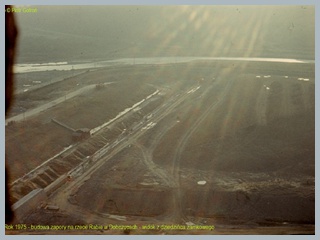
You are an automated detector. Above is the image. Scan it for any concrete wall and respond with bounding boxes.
[44,174,67,196]
[12,188,47,222]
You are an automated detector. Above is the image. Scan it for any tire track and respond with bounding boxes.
[135,143,177,188]
[135,119,179,188]
[171,78,235,222]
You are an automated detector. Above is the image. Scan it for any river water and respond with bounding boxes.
[14,57,314,74]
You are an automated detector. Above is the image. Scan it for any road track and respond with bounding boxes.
[170,77,235,223]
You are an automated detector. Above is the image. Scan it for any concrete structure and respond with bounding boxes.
[12,188,47,221]
[44,174,68,196]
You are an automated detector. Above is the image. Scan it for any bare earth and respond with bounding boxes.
[6,61,314,235]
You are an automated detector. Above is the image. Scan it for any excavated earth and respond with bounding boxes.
[6,61,315,235]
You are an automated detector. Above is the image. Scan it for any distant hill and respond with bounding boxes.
[15,5,314,63]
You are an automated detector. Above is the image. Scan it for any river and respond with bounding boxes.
[14,57,314,74]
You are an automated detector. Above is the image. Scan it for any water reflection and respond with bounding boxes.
[14,57,314,74]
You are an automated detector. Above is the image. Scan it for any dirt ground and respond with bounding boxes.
[6,61,315,235]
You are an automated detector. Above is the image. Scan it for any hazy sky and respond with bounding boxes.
[14,5,314,63]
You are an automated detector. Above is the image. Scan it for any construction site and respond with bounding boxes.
[5,60,315,234]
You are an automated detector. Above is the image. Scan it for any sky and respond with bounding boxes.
[14,5,314,63]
